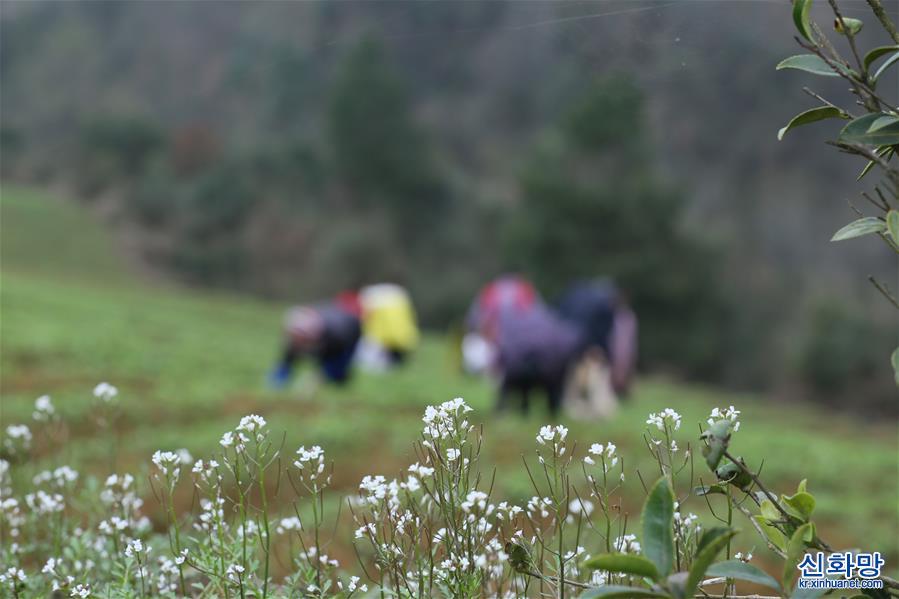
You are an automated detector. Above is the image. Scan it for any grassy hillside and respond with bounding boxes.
[1,186,897,569]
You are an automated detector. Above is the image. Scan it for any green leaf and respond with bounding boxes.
[886,210,899,243]
[778,106,848,140]
[716,459,753,490]
[782,491,816,521]
[505,541,533,574]
[686,528,738,598]
[797,479,807,493]
[759,499,780,521]
[707,560,782,591]
[792,0,814,41]
[783,522,815,591]
[839,113,899,146]
[873,51,899,81]
[641,476,675,576]
[579,585,669,599]
[753,514,787,552]
[863,45,899,72]
[700,419,732,470]
[777,54,843,77]
[693,484,727,496]
[833,16,863,35]
[831,217,886,241]
[695,527,735,555]
[583,554,661,581]
[857,147,893,181]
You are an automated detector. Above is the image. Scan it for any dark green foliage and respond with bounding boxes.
[186,164,256,237]
[329,36,447,237]
[504,76,730,376]
[563,74,644,154]
[80,115,165,178]
[797,301,888,393]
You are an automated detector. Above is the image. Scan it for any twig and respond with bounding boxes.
[865,0,899,43]
[828,141,899,190]
[729,498,787,559]
[861,191,890,212]
[868,275,899,309]
[523,570,592,590]
[722,451,791,523]
[827,0,865,75]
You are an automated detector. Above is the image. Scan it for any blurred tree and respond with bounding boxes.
[798,301,882,393]
[80,115,165,178]
[329,35,448,241]
[505,75,730,377]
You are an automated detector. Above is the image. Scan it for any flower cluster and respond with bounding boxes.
[422,397,473,441]
[1,383,774,598]
[3,424,32,455]
[93,382,118,402]
[646,408,682,431]
[584,442,618,471]
[33,465,79,488]
[32,395,56,422]
[707,405,742,432]
[294,444,329,487]
[152,450,184,483]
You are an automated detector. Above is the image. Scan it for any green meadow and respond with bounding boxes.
[1,186,896,571]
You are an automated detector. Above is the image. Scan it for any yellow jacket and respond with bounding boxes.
[360,284,419,351]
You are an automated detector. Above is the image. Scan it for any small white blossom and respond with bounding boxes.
[568,498,594,516]
[225,564,245,582]
[3,424,32,454]
[70,585,92,598]
[152,451,182,483]
[124,538,145,558]
[707,406,741,432]
[93,382,118,402]
[275,516,302,535]
[33,395,55,421]
[646,408,682,431]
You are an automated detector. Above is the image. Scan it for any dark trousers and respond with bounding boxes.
[497,371,565,417]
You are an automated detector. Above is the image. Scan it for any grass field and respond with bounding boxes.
[1,185,897,574]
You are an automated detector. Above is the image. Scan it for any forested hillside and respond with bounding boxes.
[1,0,896,403]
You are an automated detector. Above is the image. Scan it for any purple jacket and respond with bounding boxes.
[496,305,585,381]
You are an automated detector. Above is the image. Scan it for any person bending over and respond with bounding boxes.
[269,302,361,387]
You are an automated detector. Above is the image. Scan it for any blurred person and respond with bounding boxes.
[557,279,638,396]
[461,331,496,375]
[494,303,585,417]
[463,275,541,376]
[356,283,419,369]
[466,275,541,342]
[269,300,361,388]
[562,348,618,420]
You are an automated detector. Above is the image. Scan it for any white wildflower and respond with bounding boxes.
[646,408,682,431]
[70,584,92,598]
[33,395,55,421]
[93,382,118,402]
[569,498,594,516]
[707,406,741,431]
[275,516,302,535]
[3,424,32,453]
